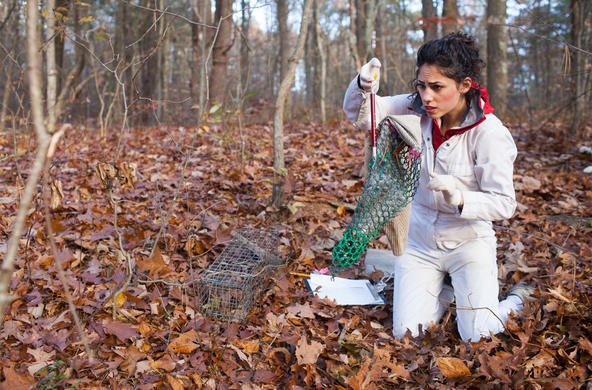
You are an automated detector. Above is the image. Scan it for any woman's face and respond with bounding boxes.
[416,64,471,120]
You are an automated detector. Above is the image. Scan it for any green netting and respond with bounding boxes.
[331,117,422,273]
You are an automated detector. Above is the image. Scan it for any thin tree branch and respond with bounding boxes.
[0,0,52,325]
[41,125,94,361]
[117,0,270,28]
[504,23,592,56]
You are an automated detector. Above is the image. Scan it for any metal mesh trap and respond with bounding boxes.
[197,227,282,322]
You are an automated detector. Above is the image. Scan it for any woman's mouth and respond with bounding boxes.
[424,106,436,113]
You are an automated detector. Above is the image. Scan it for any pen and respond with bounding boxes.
[289,272,311,278]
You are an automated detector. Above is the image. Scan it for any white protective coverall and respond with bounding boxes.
[343,76,523,342]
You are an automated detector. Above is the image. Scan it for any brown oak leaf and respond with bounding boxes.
[295,335,324,365]
[436,357,471,378]
[168,329,199,354]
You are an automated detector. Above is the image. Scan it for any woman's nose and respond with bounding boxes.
[420,90,432,104]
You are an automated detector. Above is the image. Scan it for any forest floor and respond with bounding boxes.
[0,117,591,389]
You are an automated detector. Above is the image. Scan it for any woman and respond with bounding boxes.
[343,32,533,342]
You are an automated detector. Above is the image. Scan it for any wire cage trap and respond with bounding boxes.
[197,227,283,322]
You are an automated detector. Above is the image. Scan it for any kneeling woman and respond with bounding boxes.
[343,32,532,342]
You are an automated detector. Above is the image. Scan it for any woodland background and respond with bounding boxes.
[0,0,591,388]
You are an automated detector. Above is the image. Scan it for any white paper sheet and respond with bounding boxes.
[305,274,385,305]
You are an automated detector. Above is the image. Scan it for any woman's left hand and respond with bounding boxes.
[426,174,463,206]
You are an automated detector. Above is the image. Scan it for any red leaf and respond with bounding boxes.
[253,369,276,383]
[103,320,140,341]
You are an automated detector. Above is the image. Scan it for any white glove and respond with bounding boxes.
[359,58,381,93]
[426,174,463,207]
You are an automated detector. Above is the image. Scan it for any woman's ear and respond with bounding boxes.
[459,77,472,94]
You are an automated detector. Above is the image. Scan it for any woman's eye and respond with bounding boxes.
[417,84,426,90]
[432,85,442,90]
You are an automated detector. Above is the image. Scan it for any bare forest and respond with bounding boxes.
[0,0,591,388]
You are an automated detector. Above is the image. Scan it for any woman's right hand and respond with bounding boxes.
[359,58,381,93]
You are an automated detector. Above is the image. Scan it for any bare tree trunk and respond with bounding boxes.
[354,0,367,61]
[276,0,292,119]
[442,0,458,35]
[353,0,376,62]
[305,6,314,106]
[487,0,508,119]
[314,0,327,124]
[115,0,134,125]
[363,0,377,60]
[189,0,214,113]
[240,0,251,95]
[190,18,200,110]
[421,0,437,42]
[238,0,251,170]
[0,4,18,133]
[0,0,52,325]
[570,0,589,132]
[46,0,58,131]
[348,0,361,70]
[277,0,289,82]
[375,0,387,94]
[0,66,11,132]
[271,0,313,209]
[72,2,87,123]
[157,0,165,122]
[210,0,233,106]
[54,0,70,96]
[190,0,206,113]
[137,0,160,125]
[310,0,319,109]
[162,32,170,122]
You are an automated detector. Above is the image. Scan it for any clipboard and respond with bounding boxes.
[304,274,385,305]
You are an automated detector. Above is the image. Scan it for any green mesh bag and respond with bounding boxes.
[331,115,422,273]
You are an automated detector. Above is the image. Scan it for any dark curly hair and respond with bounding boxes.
[412,32,485,103]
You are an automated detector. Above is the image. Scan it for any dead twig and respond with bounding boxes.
[495,226,579,256]
[41,125,94,361]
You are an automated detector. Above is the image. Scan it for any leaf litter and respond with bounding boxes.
[0,122,590,388]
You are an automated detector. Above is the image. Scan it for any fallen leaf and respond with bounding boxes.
[228,344,253,369]
[548,286,572,303]
[0,366,35,390]
[138,246,170,277]
[45,329,70,351]
[27,347,55,363]
[253,369,276,383]
[120,345,146,376]
[169,329,199,354]
[136,360,152,375]
[234,340,260,354]
[295,336,324,365]
[152,353,176,371]
[436,357,471,378]
[286,302,315,319]
[50,179,64,209]
[166,374,185,390]
[579,337,592,355]
[103,320,140,341]
[524,351,555,372]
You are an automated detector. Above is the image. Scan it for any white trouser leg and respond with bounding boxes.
[446,236,521,342]
[392,233,525,342]
[392,251,449,338]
